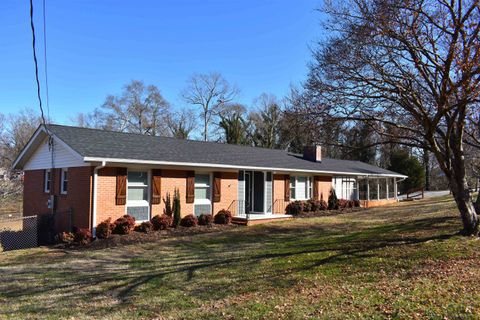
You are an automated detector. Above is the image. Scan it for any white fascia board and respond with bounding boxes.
[12,125,45,169]
[83,156,408,178]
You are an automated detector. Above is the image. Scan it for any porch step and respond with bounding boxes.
[232,215,293,226]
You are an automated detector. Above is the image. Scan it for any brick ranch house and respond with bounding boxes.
[13,124,406,232]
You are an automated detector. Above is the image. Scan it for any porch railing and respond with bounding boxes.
[268,199,287,215]
[227,200,249,219]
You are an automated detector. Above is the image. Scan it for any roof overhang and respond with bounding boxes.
[83,157,408,178]
[12,125,85,170]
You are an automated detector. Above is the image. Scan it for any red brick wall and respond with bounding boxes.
[212,172,238,215]
[23,167,93,231]
[315,175,333,202]
[96,167,124,224]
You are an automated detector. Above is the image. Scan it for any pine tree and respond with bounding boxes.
[328,188,338,210]
[163,192,173,217]
[173,188,181,227]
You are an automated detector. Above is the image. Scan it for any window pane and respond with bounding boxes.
[195,186,210,200]
[297,176,307,199]
[194,204,211,216]
[127,206,149,221]
[128,171,147,185]
[128,187,147,201]
[195,174,210,186]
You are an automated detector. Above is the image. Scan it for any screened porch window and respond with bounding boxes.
[194,173,211,216]
[127,171,149,221]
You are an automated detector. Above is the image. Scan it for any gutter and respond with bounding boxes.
[92,161,106,237]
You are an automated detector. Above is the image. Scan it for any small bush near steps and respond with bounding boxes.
[180,214,198,227]
[214,210,232,225]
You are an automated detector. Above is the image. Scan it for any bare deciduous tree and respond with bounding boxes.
[75,80,171,136]
[0,108,42,169]
[306,0,480,235]
[182,72,238,141]
[249,93,283,149]
[166,108,197,139]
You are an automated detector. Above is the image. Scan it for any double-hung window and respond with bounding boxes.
[194,173,211,216]
[60,168,68,194]
[44,169,51,193]
[290,176,312,200]
[126,171,150,221]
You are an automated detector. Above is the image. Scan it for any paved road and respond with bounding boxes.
[397,190,450,200]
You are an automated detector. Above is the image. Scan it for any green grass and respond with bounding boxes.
[1,196,479,319]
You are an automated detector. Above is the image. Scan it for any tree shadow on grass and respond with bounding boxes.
[0,212,461,317]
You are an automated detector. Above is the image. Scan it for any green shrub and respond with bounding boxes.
[328,188,339,210]
[198,214,213,226]
[180,214,198,227]
[163,192,173,217]
[319,200,328,210]
[286,201,303,215]
[151,214,172,230]
[173,188,181,227]
[214,209,232,224]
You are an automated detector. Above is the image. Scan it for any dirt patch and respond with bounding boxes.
[59,223,240,251]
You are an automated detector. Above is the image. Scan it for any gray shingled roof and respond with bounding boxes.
[47,124,406,177]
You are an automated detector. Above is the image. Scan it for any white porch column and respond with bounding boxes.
[394,177,398,201]
[377,178,380,200]
[386,178,389,200]
[367,176,370,201]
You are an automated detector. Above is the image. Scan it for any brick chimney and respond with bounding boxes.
[303,145,322,162]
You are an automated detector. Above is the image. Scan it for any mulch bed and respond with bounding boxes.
[57,223,240,251]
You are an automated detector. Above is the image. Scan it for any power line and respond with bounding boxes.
[42,0,50,121]
[29,0,47,127]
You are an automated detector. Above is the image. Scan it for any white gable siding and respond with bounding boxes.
[24,137,88,170]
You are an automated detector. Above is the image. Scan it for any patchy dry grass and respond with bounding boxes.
[0,196,479,319]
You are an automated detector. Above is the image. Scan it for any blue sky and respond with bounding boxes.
[0,0,322,124]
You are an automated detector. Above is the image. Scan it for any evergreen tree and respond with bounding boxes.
[173,188,181,227]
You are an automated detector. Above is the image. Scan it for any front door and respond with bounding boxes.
[244,171,252,213]
[253,171,264,212]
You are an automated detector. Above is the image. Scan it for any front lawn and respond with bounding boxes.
[0,196,478,319]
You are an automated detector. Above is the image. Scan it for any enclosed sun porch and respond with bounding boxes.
[228,171,403,225]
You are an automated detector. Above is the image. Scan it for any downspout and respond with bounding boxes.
[92,161,106,237]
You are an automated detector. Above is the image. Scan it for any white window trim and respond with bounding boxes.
[44,169,51,193]
[125,170,151,222]
[194,172,213,214]
[290,175,312,201]
[60,168,68,195]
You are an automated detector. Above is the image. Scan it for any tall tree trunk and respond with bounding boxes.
[423,148,430,191]
[450,174,479,236]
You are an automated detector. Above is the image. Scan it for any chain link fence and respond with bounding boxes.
[0,214,38,251]
[0,209,73,251]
